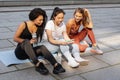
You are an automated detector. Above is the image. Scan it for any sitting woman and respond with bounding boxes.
[13,8,65,75]
[44,7,89,68]
[66,8,103,55]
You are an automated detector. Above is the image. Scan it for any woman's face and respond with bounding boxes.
[74,12,83,22]
[34,15,43,26]
[54,13,64,26]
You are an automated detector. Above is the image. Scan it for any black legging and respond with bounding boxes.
[15,39,57,66]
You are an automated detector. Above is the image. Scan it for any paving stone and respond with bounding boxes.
[54,56,109,78]
[0,21,19,28]
[7,26,17,32]
[0,68,56,80]
[12,58,48,70]
[8,38,17,46]
[15,62,34,70]
[0,27,11,33]
[0,47,15,51]
[0,32,14,39]
[0,61,17,74]
[94,41,114,53]
[0,4,120,80]
[0,12,27,21]
[98,34,120,49]
[80,64,120,80]
[94,27,120,36]
[94,50,120,65]
[7,12,28,22]
[62,75,85,80]
[0,40,14,48]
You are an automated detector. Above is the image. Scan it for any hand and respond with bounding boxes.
[61,39,74,45]
[30,38,37,44]
[65,39,74,43]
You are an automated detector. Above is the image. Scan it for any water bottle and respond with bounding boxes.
[32,33,37,47]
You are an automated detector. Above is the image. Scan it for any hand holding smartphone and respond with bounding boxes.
[65,39,74,44]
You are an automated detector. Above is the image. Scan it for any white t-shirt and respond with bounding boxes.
[44,20,66,40]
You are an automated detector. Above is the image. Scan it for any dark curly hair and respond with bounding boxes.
[29,8,47,42]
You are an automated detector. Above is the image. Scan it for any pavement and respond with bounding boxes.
[0,4,120,80]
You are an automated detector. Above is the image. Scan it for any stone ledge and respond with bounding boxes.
[0,0,120,7]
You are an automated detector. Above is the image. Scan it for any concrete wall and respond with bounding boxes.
[0,0,120,7]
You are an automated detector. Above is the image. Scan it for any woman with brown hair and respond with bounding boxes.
[66,8,103,54]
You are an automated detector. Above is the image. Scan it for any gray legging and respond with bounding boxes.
[15,39,57,65]
[42,39,80,61]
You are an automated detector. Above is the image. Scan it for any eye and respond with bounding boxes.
[39,19,43,22]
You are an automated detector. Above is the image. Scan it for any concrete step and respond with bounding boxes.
[0,0,120,7]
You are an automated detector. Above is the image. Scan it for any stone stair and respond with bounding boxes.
[0,0,120,7]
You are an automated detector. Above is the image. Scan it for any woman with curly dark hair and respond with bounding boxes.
[13,8,65,75]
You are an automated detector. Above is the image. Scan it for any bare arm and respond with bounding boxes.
[45,29,73,45]
[13,22,25,43]
[63,31,71,41]
[84,9,93,28]
[66,20,72,35]
[13,22,36,44]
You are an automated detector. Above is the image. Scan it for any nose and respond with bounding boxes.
[59,18,63,22]
[76,16,80,19]
[39,20,43,24]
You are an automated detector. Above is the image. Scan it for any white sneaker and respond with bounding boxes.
[91,45,103,55]
[75,58,89,66]
[68,60,79,68]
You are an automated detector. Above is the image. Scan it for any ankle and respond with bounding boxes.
[54,63,58,67]
[35,62,41,67]
[93,44,97,47]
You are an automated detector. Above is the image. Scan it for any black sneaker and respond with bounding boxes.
[35,62,49,75]
[53,63,66,74]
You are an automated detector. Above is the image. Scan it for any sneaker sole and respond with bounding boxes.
[68,63,79,68]
[35,68,49,75]
[53,70,65,74]
[90,49,103,55]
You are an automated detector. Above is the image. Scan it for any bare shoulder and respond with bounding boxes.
[67,18,74,24]
[17,22,26,30]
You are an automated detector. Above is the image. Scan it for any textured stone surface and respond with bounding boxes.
[81,64,120,80]
[0,4,120,80]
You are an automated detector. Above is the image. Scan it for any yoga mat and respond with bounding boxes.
[0,50,30,66]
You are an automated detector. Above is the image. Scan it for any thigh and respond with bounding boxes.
[60,45,69,53]
[40,41,59,54]
[71,44,79,53]
[74,28,87,42]
[58,39,69,53]
[33,46,43,57]
[15,44,29,60]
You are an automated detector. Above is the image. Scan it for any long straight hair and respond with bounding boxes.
[50,7,65,20]
[74,8,89,26]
